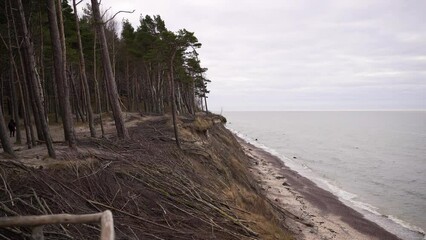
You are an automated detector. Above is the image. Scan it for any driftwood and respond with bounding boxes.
[0,211,114,240]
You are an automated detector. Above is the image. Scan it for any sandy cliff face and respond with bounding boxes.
[0,114,292,239]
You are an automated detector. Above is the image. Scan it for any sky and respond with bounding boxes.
[92,0,425,111]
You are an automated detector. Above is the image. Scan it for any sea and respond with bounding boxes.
[224,111,426,240]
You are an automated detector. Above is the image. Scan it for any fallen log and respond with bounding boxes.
[0,210,114,240]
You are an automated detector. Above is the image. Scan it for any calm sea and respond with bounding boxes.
[225,111,426,240]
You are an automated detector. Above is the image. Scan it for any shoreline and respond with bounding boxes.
[236,136,402,240]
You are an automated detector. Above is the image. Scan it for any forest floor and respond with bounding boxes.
[5,113,157,169]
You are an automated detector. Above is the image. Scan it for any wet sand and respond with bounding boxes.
[237,137,401,240]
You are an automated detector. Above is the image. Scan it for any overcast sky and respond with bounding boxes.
[95,0,425,111]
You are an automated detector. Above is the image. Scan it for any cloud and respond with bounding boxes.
[98,0,426,110]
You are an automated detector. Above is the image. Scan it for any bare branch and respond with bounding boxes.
[101,6,112,19]
[0,33,9,50]
[104,10,135,24]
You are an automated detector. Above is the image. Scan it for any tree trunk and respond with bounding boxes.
[39,4,48,121]
[176,83,183,114]
[0,80,3,116]
[204,96,209,114]
[5,0,22,144]
[68,67,85,123]
[16,75,32,149]
[200,96,204,112]
[191,80,196,115]
[125,58,131,111]
[0,104,16,157]
[9,0,35,148]
[93,31,105,137]
[47,0,76,148]
[16,0,56,158]
[51,68,60,123]
[91,0,128,139]
[169,51,181,149]
[72,0,96,137]
[22,60,44,142]
[104,74,110,113]
[8,69,21,145]
[18,56,36,147]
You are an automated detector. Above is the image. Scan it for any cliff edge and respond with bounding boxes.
[0,114,293,239]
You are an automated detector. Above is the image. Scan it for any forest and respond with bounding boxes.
[0,0,210,158]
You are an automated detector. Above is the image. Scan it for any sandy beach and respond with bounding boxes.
[237,137,401,240]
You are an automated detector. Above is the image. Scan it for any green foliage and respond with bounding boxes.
[121,15,209,91]
[1,2,210,120]
[62,0,79,63]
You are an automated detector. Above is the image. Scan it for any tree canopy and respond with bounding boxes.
[0,0,211,156]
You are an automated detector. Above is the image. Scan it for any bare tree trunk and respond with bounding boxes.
[47,0,76,149]
[29,91,44,141]
[72,0,96,137]
[5,0,22,144]
[176,83,183,114]
[95,78,105,138]
[104,74,110,113]
[16,76,31,149]
[132,72,136,112]
[0,104,16,157]
[9,0,35,148]
[22,61,44,142]
[125,58,131,111]
[204,96,209,114]
[8,69,21,144]
[200,96,204,112]
[91,0,128,139]
[191,80,196,115]
[17,56,36,147]
[0,80,3,114]
[51,68,60,123]
[111,31,116,79]
[16,0,56,158]
[93,32,105,137]
[169,51,181,149]
[68,67,85,123]
[39,4,48,121]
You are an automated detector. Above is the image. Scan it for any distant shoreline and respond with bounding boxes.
[235,135,402,240]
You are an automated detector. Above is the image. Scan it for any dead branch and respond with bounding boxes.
[0,211,114,240]
[104,10,135,24]
[0,212,103,227]
[0,171,14,206]
[86,200,185,234]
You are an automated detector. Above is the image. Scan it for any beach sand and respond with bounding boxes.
[237,137,401,240]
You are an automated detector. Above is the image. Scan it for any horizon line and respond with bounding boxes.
[211,109,426,112]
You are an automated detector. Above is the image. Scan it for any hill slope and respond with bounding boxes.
[0,114,293,239]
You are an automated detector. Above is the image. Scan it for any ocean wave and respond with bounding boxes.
[318,179,426,239]
[226,125,426,240]
[387,215,426,240]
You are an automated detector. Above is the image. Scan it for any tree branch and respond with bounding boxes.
[100,6,112,19]
[104,10,135,24]
[0,33,9,50]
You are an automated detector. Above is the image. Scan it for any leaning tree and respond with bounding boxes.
[91,0,129,139]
